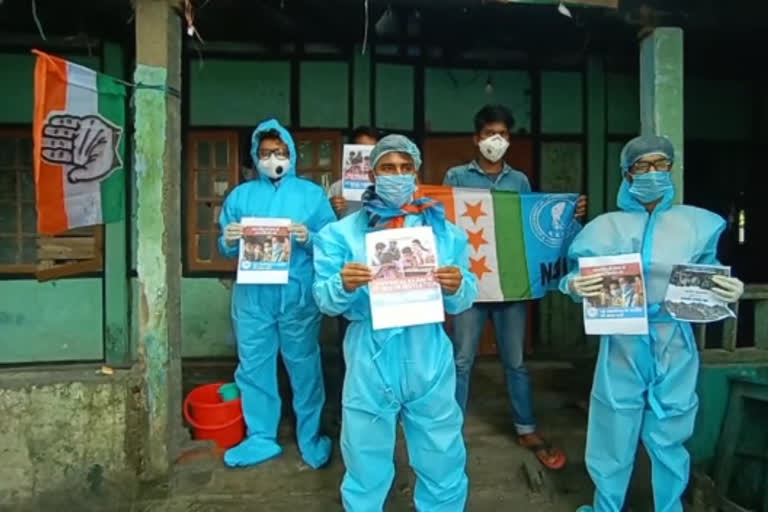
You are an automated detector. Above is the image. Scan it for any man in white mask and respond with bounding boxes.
[443,104,587,471]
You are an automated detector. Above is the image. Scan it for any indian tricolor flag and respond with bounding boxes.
[418,185,581,302]
[33,50,126,235]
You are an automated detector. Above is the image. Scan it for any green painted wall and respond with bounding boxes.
[299,61,348,128]
[690,364,768,469]
[0,279,104,363]
[129,277,338,359]
[424,68,533,133]
[0,51,103,364]
[375,63,414,131]
[606,72,640,135]
[540,71,583,134]
[352,49,371,127]
[189,59,291,126]
[180,278,236,358]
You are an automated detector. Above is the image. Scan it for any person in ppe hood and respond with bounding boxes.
[219,118,336,469]
[560,134,745,512]
[444,104,586,470]
[313,134,479,511]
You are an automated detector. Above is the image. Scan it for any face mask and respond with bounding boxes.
[375,174,416,208]
[258,155,289,180]
[478,134,510,163]
[628,171,673,203]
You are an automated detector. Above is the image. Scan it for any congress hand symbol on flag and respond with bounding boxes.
[41,114,122,184]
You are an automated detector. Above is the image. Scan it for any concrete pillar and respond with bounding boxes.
[640,27,684,203]
[133,0,183,478]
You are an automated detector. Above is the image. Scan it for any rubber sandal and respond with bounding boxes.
[519,439,567,470]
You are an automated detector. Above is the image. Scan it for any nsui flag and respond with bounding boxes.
[419,185,581,302]
[33,50,126,235]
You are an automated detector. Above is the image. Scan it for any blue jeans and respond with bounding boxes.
[451,301,536,435]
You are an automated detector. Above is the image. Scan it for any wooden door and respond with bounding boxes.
[422,135,536,356]
[292,130,343,191]
[535,141,587,359]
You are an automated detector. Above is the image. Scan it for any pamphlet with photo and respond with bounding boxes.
[341,144,374,201]
[579,253,649,335]
[664,264,735,323]
[236,217,291,284]
[366,226,444,330]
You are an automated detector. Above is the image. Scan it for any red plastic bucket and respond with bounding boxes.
[183,382,245,449]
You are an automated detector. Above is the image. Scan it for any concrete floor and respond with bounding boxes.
[140,356,654,512]
[146,358,599,512]
[10,357,659,511]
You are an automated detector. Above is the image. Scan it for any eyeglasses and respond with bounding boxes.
[258,149,289,159]
[630,158,673,174]
[376,163,416,176]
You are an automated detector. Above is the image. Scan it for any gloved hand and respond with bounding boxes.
[711,275,744,303]
[568,274,604,298]
[289,223,310,244]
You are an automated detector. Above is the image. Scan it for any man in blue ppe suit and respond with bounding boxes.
[444,104,586,469]
[313,134,479,511]
[560,135,745,512]
[219,118,336,469]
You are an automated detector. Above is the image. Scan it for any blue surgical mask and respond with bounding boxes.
[628,171,673,203]
[375,174,416,208]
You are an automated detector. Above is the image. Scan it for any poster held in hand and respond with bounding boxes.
[664,264,735,323]
[342,144,374,201]
[236,217,291,284]
[366,226,444,330]
[579,253,648,335]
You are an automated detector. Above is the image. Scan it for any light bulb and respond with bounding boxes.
[485,78,494,95]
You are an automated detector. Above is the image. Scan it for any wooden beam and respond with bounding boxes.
[701,348,768,365]
[694,323,707,351]
[489,0,618,7]
[102,41,131,368]
[37,236,96,260]
[744,284,768,300]
[722,301,739,351]
[585,55,606,219]
[754,300,768,350]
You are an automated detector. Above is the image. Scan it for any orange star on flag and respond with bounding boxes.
[469,255,493,280]
[466,228,488,252]
[461,201,486,224]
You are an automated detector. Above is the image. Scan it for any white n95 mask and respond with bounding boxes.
[258,155,289,179]
[478,134,510,163]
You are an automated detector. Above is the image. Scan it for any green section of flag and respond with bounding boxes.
[97,72,126,224]
[491,191,532,299]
